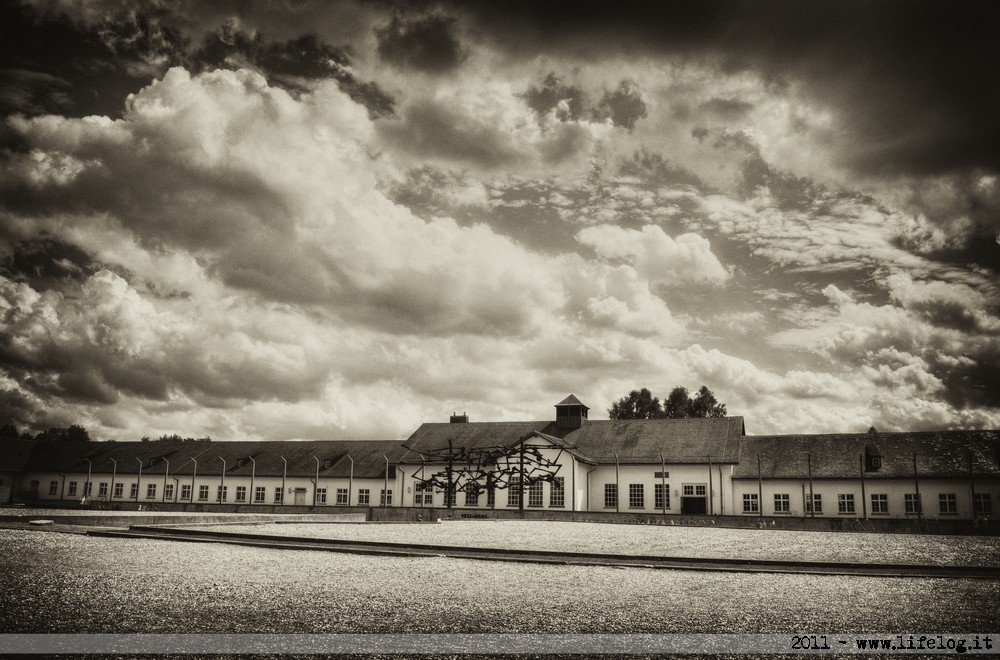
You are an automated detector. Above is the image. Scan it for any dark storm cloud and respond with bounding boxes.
[699,97,754,120]
[451,0,1000,177]
[0,238,103,291]
[523,73,587,121]
[378,98,523,168]
[593,80,647,130]
[193,23,396,116]
[617,150,705,189]
[375,13,465,73]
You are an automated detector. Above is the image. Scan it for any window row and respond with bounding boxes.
[603,483,673,509]
[742,492,992,515]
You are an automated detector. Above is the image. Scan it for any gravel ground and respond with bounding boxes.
[1,529,996,636]
[180,520,1000,567]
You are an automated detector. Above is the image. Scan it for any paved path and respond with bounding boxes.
[86,525,1000,579]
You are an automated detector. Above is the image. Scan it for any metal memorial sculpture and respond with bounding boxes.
[411,437,565,510]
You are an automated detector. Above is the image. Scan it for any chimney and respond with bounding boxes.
[450,411,469,424]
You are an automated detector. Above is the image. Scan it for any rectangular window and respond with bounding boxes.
[743,493,759,513]
[628,483,644,509]
[254,486,266,503]
[871,494,888,514]
[683,484,707,497]
[939,493,957,514]
[216,486,227,501]
[164,483,174,500]
[336,488,348,505]
[905,493,922,514]
[380,489,392,506]
[550,477,565,508]
[838,493,855,514]
[114,482,124,498]
[235,486,247,502]
[98,482,108,497]
[805,493,822,513]
[974,493,992,516]
[48,481,59,495]
[654,471,669,479]
[604,483,618,509]
[464,485,479,507]
[683,484,694,496]
[68,481,78,496]
[508,477,522,507]
[654,483,670,510]
[274,487,283,504]
[316,488,327,504]
[130,483,138,498]
[358,489,370,505]
[528,481,544,507]
[773,493,790,513]
[445,487,456,507]
[198,485,209,501]
[84,482,93,496]
[486,487,495,508]
[414,482,433,505]
[181,484,191,500]
[146,484,157,499]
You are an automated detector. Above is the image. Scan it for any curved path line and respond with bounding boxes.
[82,526,1000,579]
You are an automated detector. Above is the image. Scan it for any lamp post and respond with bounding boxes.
[347,454,354,506]
[248,455,256,505]
[109,458,117,504]
[218,457,226,503]
[311,455,320,506]
[83,457,92,502]
[162,457,170,503]
[135,457,143,504]
[382,453,390,507]
[280,456,287,506]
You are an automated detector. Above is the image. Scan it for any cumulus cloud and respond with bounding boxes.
[576,224,729,286]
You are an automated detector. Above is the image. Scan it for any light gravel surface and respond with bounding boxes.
[182,520,1000,567]
[1,529,996,635]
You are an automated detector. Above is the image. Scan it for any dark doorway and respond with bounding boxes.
[681,496,707,514]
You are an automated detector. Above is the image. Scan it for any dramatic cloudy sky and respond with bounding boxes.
[2,0,999,441]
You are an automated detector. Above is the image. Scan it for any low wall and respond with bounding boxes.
[367,506,1000,535]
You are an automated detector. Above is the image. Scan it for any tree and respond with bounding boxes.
[868,426,878,434]
[691,386,727,418]
[664,387,692,418]
[607,388,663,419]
[34,425,91,443]
[0,424,19,441]
[610,385,728,420]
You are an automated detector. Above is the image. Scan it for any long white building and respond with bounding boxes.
[4,395,999,521]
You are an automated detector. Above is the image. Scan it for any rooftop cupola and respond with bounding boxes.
[555,394,588,431]
[450,412,469,423]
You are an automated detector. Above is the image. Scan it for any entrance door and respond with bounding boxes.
[681,497,707,514]
[293,488,306,505]
[681,484,708,514]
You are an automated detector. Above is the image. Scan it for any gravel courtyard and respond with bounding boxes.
[2,524,998,635]
[182,519,1000,567]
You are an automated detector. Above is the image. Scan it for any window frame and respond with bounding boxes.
[870,493,888,514]
[628,483,644,509]
[773,493,790,513]
[549,477,565,508]
[604,483,618,509]
[743,493,759,513]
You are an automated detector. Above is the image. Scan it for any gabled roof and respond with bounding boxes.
[563,417,744,463]
[733,430,1000,479]
[22,439,407,479]
[0,439,35,472]
[402,416,744,464]
[402,421,555,458]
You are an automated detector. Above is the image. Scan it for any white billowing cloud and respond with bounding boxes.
[2,66,696,439]
[575,224,729,285]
